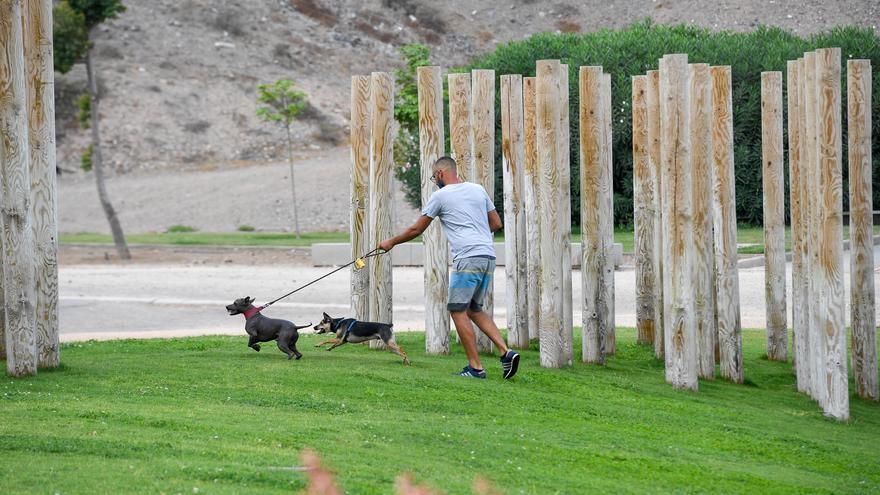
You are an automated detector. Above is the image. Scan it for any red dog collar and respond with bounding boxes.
[243,306,264,318]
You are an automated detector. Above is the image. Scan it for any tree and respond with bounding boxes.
[256,79,308,238]
[53,0,130,259]
[391,44,432,207]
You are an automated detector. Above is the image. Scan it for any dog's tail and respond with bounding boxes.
[294,323,312,330]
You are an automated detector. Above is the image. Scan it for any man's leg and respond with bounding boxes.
[451,310,483,370]
[467,309,509,356]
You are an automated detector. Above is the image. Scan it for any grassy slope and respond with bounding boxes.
[2,329,879,494]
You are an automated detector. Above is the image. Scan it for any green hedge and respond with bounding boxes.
[396,21,880,227]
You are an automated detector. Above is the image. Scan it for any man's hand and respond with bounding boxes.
[379,238,395,252]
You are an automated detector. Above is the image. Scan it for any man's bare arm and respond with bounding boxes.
[488,210,503,232]
[379,215,433,251]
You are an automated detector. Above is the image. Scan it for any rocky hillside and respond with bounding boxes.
[55,0,879,176]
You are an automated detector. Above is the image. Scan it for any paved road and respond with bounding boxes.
[59,246,880,342]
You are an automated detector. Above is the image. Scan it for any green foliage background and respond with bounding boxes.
[394,22,880,227]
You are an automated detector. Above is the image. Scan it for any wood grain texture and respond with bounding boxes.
[471,69,495,353]
[22,0,57,368]
[579,66,606,364]
[448,73,474,182]
[536,60,571,367]
[368,72,395,334]
[761,71,788,362]
[417,66,450,355]
[659,54,698,391]
[523,77,540,342]
[0,0,38,377]
[803,52,823,403]
[710,66,743,384]
[350,76,371,322]
[559,65,574,349]
[690,64,716,379]
[814,48,848,420]
[647,70,664,359]
[632,75,657,346]
[788,60,810,393]
[601,73,616,355]
[847,59,877,401]
[501,74,529,349]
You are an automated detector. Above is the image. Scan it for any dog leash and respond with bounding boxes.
[260,248,385,309]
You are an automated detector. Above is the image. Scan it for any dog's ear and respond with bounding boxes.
[323,312,330,320]
[246,296,253,303]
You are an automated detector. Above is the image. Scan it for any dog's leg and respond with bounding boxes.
[326,340,347,351]
[383,334,411,365]
[248,335,261,352]
[315,338,339,348]
[277,339,296,360]
[290,333,303,360]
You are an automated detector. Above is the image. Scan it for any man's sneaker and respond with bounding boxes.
[455,365,486,379]
[500,350,520,379]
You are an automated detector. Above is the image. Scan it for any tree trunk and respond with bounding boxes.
[285,124,301,238]
[86,47,129,260]
[0,0,38,377]
[522,77,540,342]
[632,75,656,346]
[22,0,59,368]
[349,75,371,321]
[470,69,495,354]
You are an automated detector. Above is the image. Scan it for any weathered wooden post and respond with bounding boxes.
[814,48,848,420]
[659,54,698,390]
[710,66,742,384]
[448,73,474,182]
[803,52,821,402]
[523,77,540,342]
[761,71,787,362]
[0,0,38,377]
[632,75,657,346]
[847,59,877,402]
[646,69,664,359]
[601,74,616,354]
[22,0,58,368]
[350,76,371,321]
[788,59,810,393]
[471,69,495,353]
[417,66,450,355]
[579,66,607,364]
[536,59,571,367]
[501,74,529,349]
[559,65,574,348]
[368,72,394,338]
[690,63,716,379]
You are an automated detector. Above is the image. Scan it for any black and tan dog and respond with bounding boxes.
[226,296,310,360]
[313,312,410,365]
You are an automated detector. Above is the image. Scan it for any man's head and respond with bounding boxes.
[431,156,458,188]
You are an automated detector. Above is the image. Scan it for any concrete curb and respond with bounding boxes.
[736,234,880,269]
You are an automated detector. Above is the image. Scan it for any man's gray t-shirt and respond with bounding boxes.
[421,182,496,261]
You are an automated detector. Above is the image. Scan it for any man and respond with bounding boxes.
[379,156,520,379]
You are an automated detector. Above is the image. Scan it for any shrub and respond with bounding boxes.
[394,21,880,227]
[166,225,197,233]
[237,225,255,232]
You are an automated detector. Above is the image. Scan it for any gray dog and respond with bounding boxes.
[226,296,309,360]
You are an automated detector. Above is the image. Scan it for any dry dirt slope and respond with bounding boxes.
[55,0,879,234]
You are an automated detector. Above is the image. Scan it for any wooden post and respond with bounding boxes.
[471,69,495,353]
[761,71,787,362]
[350,76,371,322]
[690,63,716,379]
[579,66,607,364]
[710,66,742,384]
[847,59,878,401]
[632,75,657,346]
[536,59,571,367]
[814,48,848,420]
[788,59,810,393]
[647,69,664,359]
[601,73,616,355]
[418,66,450,355]
[659,54,698,391]
[501,74,529,349]
[559,65,574,352]
[448,73,474,182]
[368,72,394,336]
[22,0,57,368]
[0,0,38,377]
[523,77,540,342]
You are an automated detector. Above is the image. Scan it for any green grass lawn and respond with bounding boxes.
[2,329,879,494]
